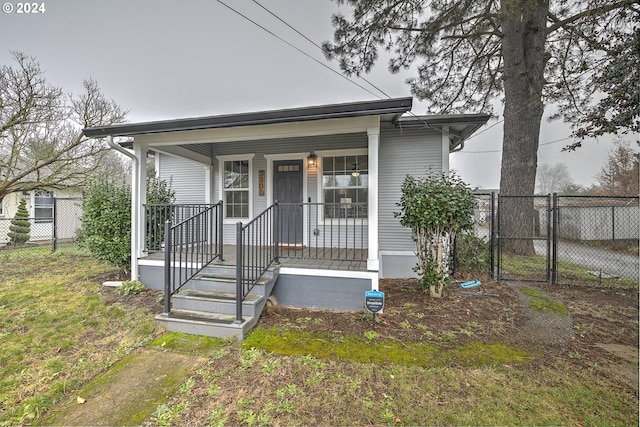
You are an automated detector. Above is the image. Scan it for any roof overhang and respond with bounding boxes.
[83,97,413,138]
[396,114,491,152]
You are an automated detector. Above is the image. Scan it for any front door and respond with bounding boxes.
[274,160,303,245]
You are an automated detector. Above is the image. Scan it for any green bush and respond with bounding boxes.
[117,280,145,295]
[80,177,175,271]
[454,232,490,274]
[80,179,131,270]
[8,198,31,245]
[394,171,475,297]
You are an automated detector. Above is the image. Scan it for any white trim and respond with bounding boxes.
[264,153,309,246]
[204,164,213,204]
[279,267,379,291]
[137,262,380,290]
[315,148,370,227]
[367,125,380,271]
[379,250,417,256]
[135,116,380,146]
[134,144,148,259]
[217,154,255,223]
[441,125,450,172]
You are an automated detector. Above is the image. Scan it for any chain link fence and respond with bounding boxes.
[0,197,86,256]
[553,195,639,286]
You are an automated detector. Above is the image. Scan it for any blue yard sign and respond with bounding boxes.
[365,290,385,329]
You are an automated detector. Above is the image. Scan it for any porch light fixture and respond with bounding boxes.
[307,151,317,167]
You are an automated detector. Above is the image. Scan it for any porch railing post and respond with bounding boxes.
[218,200,224,261]
[274,201,280,263]
[163,219,172,315]
[234,221,244,324]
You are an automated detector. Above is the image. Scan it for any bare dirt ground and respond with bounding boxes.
[99,272,639,390]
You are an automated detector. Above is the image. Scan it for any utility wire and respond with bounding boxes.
[456,136,575,154]
[215,0,382,99]
[250,0,393,100]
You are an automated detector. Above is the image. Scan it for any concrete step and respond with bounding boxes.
[155,310,256,340]
[172,290,263,317]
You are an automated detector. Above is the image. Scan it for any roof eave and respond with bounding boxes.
[83,97,413,138]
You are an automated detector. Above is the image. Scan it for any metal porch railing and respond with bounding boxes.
[278,202,368,261]
[235,202,279,323]
[161,201,224,314]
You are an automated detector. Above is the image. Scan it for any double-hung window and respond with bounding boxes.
[34,190,54,223]
[322,153,368,219]
[221,157,251,219]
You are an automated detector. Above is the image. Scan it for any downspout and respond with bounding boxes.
[106,135,140,281]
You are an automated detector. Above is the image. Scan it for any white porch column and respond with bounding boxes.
[367,125,380,271]
[441,125,450,173]
[204,164,213,204]
[133,144,148,279]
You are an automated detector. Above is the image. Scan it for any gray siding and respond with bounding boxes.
[378,123,443,251]
[273,274,371,311]
[158,154,207,204]
[179,133,368,245]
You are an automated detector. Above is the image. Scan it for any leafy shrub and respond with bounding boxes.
[79,179,131,270]
[117,280,145,295]
[8,198,31,245]
[395,171,475,297]
[454,232,490,274]
[80,177,174,270]
[80,177,174,271]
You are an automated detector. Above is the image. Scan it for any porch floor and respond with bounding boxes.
[142,245,368,271]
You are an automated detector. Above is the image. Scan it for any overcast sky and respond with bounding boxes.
[1,0,632,189]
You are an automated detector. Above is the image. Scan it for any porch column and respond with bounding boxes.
[367,125,380,271]
[133,144,148,272]
[204,164,213,204]
[441,125,450,172]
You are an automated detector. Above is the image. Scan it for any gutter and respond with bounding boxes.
[106,135,140,282]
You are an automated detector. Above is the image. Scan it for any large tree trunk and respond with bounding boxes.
[499,0,549,256]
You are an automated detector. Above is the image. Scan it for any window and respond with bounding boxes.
[0,197,4,215]
[223,160,250,219]
[34,190,54,223]
[322,154,368,218]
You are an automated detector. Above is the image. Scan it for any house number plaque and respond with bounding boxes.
[258,170,265,196]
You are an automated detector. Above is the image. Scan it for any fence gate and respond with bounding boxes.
[496,194,551,282]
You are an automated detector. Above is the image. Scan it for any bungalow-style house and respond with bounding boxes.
[83,97,489,339]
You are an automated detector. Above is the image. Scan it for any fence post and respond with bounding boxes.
[611,205,615,241]
[490,192,495,279]
[551,193,558,285]
[163,219,172,315]
[52,197,58,253]
[234,221,244,324]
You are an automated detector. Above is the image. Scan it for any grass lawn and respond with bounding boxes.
[0,253,637,426]
[0,253,158,425]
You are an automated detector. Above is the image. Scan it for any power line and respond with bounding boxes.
[250,0,393,100]
[455,136,575,154]
[215,0,383,99]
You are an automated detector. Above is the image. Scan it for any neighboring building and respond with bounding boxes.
[84,97,489,338]
[0,188,83,244]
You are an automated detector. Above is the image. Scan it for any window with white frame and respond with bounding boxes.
[223,159,250,219]
[322,154,368,218]
[34,190,54,223]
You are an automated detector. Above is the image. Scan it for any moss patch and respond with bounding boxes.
[520,287,568,316]
[39,349,206,426]
[150,332,231,356]
[244,328,531,368]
